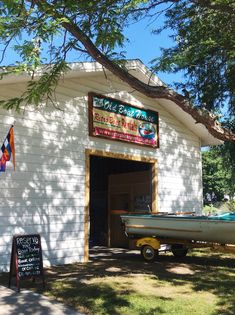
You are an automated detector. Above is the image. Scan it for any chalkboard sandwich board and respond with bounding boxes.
[9,234,45,292]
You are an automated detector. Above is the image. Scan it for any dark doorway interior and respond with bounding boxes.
[89,155,151,247]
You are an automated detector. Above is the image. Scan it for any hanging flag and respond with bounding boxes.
[0,125,16,172]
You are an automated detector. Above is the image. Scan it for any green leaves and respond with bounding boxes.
[151,0,235,116]
[0,0,131,71]
[202,147,228,202]
[0,0,234,124]
[24,61,70,104]
[0,60,70,111]
[203,136,235,202]
[0,97,24,111]
[14,39,41,69]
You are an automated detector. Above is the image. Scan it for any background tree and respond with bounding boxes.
[152,0,235,117]
[219,119,235,199]
[202,146,234,203]
[0,0,234,142]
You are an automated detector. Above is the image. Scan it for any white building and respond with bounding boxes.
[0,60,220,271]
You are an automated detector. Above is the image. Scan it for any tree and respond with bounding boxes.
[152,1,235,116]
[202,145,235,203]
[219,119,235,199]
[0,0,234,142]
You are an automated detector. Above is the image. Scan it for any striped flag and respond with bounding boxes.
[0,125,16,172]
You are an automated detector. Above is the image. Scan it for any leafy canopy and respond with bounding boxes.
[0,0,234,135]
[152,0,235,118]
[0,0,144,109]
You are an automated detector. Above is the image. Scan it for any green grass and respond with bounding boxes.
[1,248,235,315]
[44,274,216,315]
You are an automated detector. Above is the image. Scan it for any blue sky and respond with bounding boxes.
[123,18,185,87]
[1,12,184,88]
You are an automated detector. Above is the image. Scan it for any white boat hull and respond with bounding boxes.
[121,214,235,245]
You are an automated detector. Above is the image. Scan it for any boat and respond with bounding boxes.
[120,212,235,245]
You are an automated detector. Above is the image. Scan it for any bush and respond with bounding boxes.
[227,200,235,212]
[203,201,235,215]
[203,205,219,215]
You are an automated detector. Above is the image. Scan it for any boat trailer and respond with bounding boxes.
[134,236,235,262]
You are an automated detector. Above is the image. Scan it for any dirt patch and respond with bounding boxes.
[166,263,196,275]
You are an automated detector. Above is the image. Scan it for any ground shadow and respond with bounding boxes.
[1,247,234,314]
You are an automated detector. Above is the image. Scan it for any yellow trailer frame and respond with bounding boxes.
[135,236,235,262]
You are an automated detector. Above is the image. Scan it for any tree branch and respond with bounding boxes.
[29,0,235,142]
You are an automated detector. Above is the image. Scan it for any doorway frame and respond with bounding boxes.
[84,148,158,262]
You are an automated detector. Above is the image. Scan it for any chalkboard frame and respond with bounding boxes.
[9,234,45,292]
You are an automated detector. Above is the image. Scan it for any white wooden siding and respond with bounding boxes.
[0,71,202,271]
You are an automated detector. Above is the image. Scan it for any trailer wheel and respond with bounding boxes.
[141,245,158,262]
[171,245,188,258]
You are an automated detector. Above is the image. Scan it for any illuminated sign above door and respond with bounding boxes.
[88,93,159,148]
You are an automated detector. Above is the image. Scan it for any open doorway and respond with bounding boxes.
[85,150,158,255]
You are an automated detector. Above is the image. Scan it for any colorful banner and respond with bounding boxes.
[89,93,159,148]
[0,125,16,172]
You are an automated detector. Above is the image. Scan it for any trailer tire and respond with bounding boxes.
[141,245,158,262]
[171,245,188,258]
